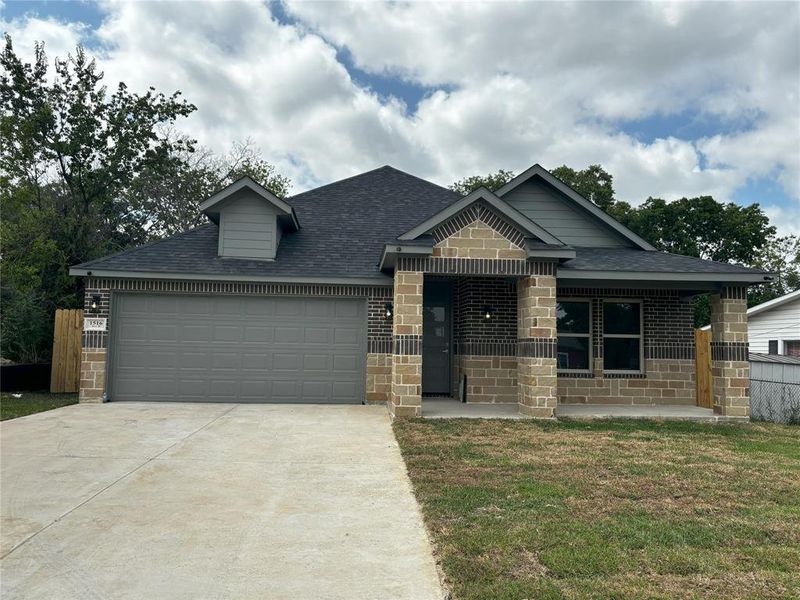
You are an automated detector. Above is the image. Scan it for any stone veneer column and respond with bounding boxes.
[390,271,423,418]
[517,273,558,418]
[79,283,110,403]
[710,285,750,417]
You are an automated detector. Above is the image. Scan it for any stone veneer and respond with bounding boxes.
[710,286,750,417]
[79,349,107,403]
[389,271,424,417]
[517,274,558,418]
[366,353,392,404]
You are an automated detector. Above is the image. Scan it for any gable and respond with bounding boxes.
[432,208,527,261]
[502,178,633,248]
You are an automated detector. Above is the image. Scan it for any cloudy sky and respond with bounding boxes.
[3,0,799,234]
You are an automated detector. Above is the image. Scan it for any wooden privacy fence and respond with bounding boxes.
[694,329,713,408]
[50,309,84,393]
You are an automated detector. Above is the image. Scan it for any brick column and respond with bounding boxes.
[390,271,423,418]
[517,272,557,418]
[710,285,749,417]
[80,282,110,403]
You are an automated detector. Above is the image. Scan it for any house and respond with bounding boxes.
[743,290,800,356]
[70,164,771,418]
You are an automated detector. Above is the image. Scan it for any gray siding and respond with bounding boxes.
[504,180,633,247]
[218,190,278,259]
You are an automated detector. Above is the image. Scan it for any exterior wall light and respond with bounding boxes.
[384,302,394,319]
[482,305,493,320]
[90,295,102,313]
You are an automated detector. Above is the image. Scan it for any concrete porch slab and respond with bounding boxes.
[556,404,748,422]
[423,399,522,419]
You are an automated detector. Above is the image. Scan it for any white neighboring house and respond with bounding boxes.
[703,290,800,356]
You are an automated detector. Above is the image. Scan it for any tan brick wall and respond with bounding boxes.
[710,289,750,417]
[517,275,557,338]
[391,270,423,418]
[366,353,391,404]
[80,349,107,403]
[558,359,696,405]
[393,271,423,336]
[391,354,422,418]
[432,219,527,260]
[518,357,557,418]
[458,356,518,403]
[517,274,558,418]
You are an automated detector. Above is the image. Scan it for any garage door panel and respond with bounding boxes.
[304,327,332,344]
[110,294,365,403]
[274,326,301,343]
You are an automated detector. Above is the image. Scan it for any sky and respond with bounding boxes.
[2,0,799,236]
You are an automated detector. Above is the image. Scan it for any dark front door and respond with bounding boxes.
[422,282,452,395]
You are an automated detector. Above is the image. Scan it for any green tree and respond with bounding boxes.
[551,164,616,211]
[0,35,195,361]
[450,169,515,195]
[123,139,292,240]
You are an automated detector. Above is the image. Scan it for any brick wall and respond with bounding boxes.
[555,287,697,406]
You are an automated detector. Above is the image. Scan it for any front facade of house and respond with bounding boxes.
[72,164,767,418]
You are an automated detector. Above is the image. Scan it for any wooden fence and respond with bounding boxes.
[50,309,84,393]
[694,329,713,408]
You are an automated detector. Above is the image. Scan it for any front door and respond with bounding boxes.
[422,281,452,395]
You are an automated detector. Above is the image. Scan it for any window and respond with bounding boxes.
[556,300,591,371]
[785,340,800,357]
[603,301,642,372]
[768,340,778,354]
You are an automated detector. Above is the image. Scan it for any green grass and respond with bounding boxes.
[1,392,78,421]
[393,418,800,600]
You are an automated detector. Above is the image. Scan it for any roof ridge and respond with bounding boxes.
[288,165,459,202]
[73,223,215,270]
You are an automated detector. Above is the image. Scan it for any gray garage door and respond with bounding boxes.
[110,294,366,403]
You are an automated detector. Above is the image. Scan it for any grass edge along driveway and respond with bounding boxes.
[1,392,78,421]
[394,418,800,600]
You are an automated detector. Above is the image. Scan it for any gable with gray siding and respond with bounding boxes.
[503,178,633,248]
[217,189,279,260]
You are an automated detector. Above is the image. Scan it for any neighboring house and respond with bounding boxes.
[702,289,800,356]
[746,291,800,356]
[70,164,771,418]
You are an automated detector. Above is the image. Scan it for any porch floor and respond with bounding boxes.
[557,404,746,422]
[422,399,522,419]
[422,399,748,422]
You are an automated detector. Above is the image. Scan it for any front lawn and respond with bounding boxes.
[0,392,78,421]
[394,418,800,600]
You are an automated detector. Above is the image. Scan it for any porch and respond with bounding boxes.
[422,398,741,422]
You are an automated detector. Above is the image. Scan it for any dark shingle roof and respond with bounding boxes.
[74,166,769,282]
[74,166,460,280]
[560,248,768,275]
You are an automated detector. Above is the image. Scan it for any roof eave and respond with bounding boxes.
[378,243,435,271]
[68,267,392,286]
[557,269,773,284]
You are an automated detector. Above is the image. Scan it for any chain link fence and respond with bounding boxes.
[750,379,800,424]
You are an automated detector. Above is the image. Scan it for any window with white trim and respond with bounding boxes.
[603,300,643,372]
[556,300,591,371]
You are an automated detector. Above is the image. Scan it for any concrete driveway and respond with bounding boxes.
[0,403,442,600]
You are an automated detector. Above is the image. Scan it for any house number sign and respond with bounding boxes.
[84,318,107,332]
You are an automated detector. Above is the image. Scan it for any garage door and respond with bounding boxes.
[109,294,366,403]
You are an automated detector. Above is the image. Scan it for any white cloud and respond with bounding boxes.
[2,0,798,211]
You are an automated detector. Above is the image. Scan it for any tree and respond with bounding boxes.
[551,164,616,211]
[748,234,800,306]
[122,139,292,240]
[0,35,196,361]
[450,169,515,195]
